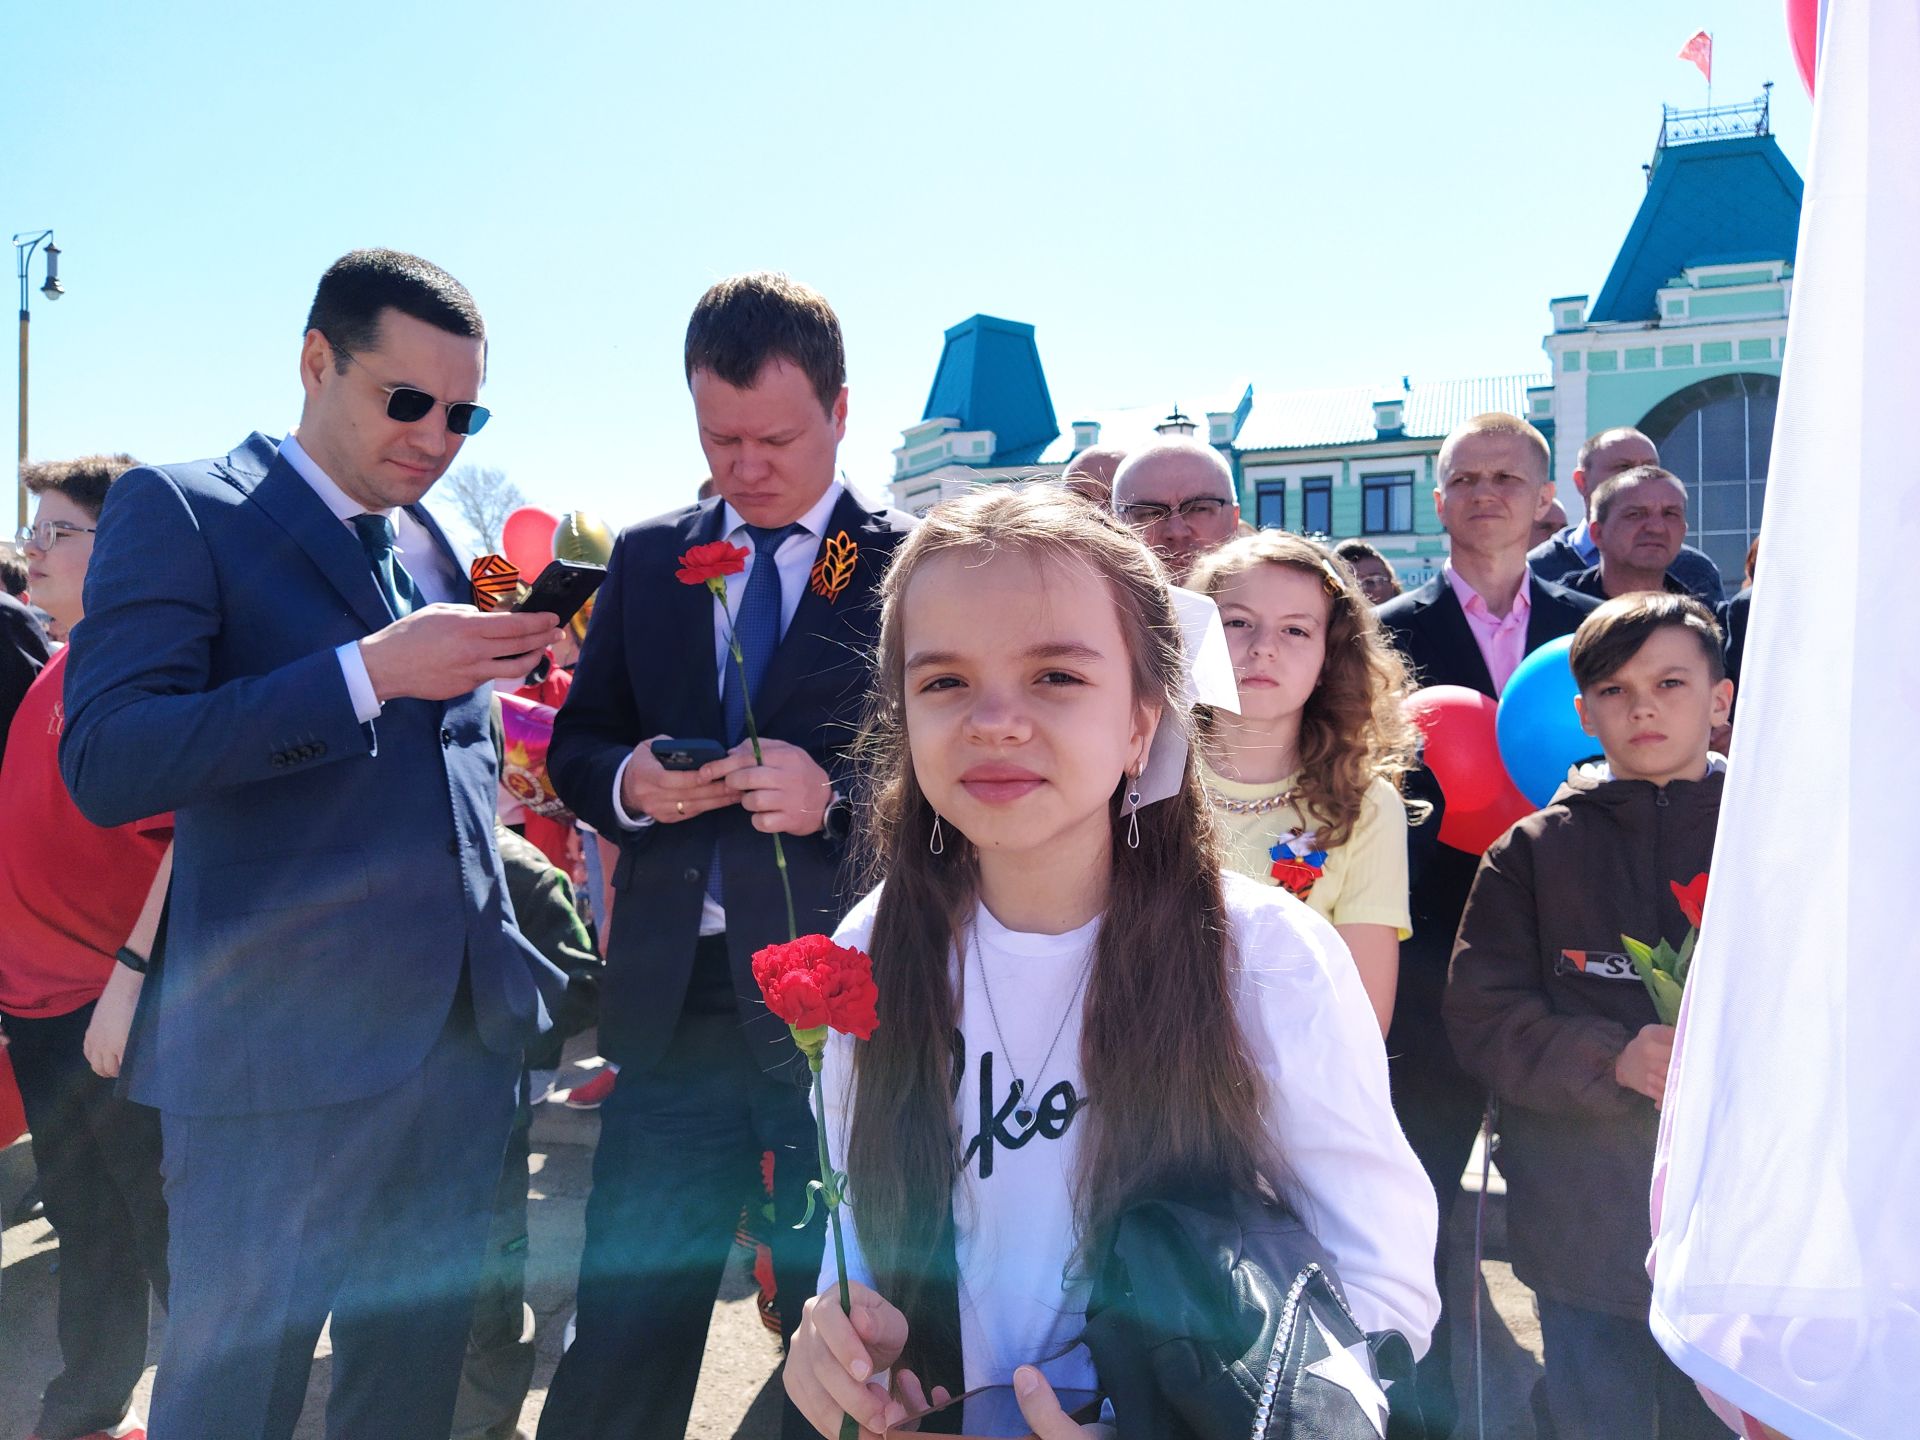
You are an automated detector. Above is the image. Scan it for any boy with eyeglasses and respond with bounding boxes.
[1,454,172,1440]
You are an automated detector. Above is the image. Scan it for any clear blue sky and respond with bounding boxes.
[4,0,1809,542]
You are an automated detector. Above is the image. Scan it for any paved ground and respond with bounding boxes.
[2,1042,1544,1439]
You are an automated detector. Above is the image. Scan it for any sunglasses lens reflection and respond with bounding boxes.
[449,404,490,436]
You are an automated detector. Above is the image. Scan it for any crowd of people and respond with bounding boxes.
[0,250,1758,1440]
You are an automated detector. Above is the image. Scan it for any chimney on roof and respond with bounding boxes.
[1154,406,1197,437]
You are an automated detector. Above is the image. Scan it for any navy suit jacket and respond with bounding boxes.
[549,489,913,1081]
[1375,573,1600,1074]
[59,432,564,1117]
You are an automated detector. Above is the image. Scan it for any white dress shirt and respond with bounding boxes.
[611,480,848,936]
[280,432,465,724]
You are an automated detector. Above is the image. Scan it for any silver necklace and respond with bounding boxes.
[1205,784,1302,816]
[971,925,1092,1127]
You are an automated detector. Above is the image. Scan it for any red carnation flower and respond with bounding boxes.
[676,540,751,587]
[1672,873,1709,930]
[752,934,879,1050]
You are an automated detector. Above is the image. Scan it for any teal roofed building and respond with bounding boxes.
[886,94,1801,587]
[892,315,1061,503]
[1544,93,1802,580]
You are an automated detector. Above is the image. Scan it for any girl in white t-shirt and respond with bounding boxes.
[784,487,1439,1439]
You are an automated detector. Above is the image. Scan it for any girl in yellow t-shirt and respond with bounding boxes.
[1190,532,1426,1033]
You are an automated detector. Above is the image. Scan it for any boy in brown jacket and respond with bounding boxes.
[1444,593,1733,1440]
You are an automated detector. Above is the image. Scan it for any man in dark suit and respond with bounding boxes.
[543,272,914,1439]
[1528,426,1724,605]
[59,249,567,1439]
[1377,412,1600,1437]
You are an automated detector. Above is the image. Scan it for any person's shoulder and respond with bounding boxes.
[833,882,885,951]
[1375,575,1447,628]
[1358,776,1409,831]
[1223,870,1345,978]
[618,500,710,544]
[1531,572,1602,616]
[1526,530,1578,568]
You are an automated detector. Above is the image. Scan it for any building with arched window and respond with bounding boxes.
[1541,94,1800,580]
[887,95,1801,588]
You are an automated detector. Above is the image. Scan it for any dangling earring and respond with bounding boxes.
[930,814,946,856]
[1125,772,1143,851]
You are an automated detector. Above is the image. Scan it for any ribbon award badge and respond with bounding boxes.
[809,530,858,603]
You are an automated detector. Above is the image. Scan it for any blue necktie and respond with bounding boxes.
[351,513,425,620]
[711,523,800,906]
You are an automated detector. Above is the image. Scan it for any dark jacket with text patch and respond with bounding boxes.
[1443,765,1724,1315]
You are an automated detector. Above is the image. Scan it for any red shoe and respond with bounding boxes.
[560,1065,617,1110]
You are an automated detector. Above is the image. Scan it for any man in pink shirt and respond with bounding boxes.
[1375,413,1599,1436]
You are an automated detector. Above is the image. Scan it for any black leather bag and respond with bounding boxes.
[1081,1190,1422,1440]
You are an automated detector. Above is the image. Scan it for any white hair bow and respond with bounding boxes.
[1129,586,1242,811]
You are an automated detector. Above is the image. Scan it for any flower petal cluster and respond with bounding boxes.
[676,541,751,588]
[1671,873,1709,930]
[752,934,879,1043]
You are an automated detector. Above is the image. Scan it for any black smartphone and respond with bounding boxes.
[515,559,607,630]
[886,1384,1102,1437]
[650,737,728,772]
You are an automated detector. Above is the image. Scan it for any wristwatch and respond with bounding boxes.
[820,788,852,843]
[115,946,150,975]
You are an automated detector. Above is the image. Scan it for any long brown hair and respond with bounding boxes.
[1189,530,1425,849]
[846,486,1276,1389]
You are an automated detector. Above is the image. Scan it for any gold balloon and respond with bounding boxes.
[553,511,615,566]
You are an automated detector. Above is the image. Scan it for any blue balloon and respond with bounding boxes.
[1496,635,1601,807]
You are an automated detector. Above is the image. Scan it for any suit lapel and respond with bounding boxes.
[752,490,882,725]
[1418,578,1498,698]
[1525,576,1577,652]
[679,501,728,737]
[224,437,395,635]
[404,501,471,597]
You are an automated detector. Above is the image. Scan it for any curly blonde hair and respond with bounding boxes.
[1189,530,1426,849]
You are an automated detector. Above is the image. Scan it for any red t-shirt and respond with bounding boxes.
[0,648,173,1018]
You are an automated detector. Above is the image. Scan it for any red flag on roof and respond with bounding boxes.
[1679,29,1713,81]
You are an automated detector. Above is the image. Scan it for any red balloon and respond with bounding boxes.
[501,506,561,580]
[1405,686,1536,855]
[1786,0,1818,97]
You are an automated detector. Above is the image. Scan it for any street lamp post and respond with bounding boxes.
[13,229,64,535]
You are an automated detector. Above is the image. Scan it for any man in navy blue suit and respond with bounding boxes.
[542,273,914,1439]
[59,249,568,1440]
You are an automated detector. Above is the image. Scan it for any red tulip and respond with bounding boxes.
[1672,873,1709,930]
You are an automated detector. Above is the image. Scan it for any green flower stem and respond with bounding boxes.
[809,1057,858,1440]
[722,614,799,942]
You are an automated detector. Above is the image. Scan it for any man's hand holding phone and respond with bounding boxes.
[621,735,742,824]
[359,605,564,704]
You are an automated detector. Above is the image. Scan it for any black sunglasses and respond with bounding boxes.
[334,347,491,436]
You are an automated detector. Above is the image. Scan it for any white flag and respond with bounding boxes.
[1648,2,1920,1437]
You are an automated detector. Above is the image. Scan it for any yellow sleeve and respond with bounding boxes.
[1325,779,1413,939]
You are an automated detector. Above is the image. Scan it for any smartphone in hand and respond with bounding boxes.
[650,738,728,772]
[515,559,607,630]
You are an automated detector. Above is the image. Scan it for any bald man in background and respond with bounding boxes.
[1111,439,1240,583]
[1060,445,1127,507]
